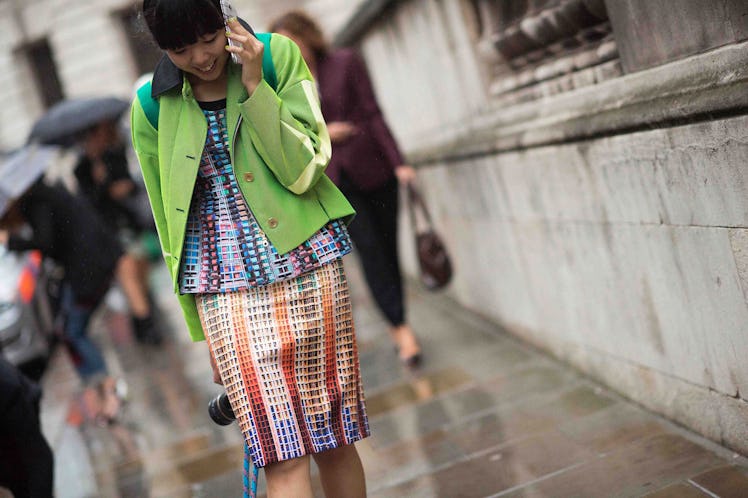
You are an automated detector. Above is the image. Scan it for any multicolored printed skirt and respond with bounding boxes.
[196,259,370,468]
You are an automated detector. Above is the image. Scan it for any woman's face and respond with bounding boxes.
[166,29,229,83]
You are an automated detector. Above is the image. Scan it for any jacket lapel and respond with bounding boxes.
[226,64,248,160]
[150,55,182,98]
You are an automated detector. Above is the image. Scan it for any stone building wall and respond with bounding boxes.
[0,0,307,150]
[0,0,136,149]
[337,0,748,454]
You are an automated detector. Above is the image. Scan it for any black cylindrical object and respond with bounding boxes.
[208,392,235,425]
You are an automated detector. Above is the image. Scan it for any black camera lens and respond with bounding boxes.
[208,392,235,425]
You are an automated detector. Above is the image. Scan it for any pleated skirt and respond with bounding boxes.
[196,259,370,468]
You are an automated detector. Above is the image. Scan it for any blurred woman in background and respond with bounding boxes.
[269,10,422,367]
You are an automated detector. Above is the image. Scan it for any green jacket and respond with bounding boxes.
[130,34,355,342]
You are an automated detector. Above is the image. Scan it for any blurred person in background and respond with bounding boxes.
[269,10,422,367]
[0,181,127,424]
[0,356,54,498]
[75,120,162,345]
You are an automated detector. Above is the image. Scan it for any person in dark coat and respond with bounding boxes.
[0,182,125,422]
[0,356,54,498]
[74,120,162,345]
[270,11,422,366]
[1,182,119,377]
[74,121,143,234]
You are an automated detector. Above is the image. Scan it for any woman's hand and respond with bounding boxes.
[108,179,134,201]
[327,121,358,144]
[395,165,417,185]
[225,18,265,95]
[91,159,108,184]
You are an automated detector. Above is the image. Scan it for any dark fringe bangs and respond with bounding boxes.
[144,0,224,50]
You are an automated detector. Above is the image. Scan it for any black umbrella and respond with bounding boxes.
[27,96,130,146]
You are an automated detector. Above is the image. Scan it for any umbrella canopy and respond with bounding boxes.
[28,96,130,146]
[0,145,60,217]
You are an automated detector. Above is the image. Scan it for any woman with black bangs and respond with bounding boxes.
[131,0,369,496]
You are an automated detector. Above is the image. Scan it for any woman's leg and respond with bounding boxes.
[115,254,150,317]
[312,444,366,498]
[342,179,422,364]
[116,254,162,344]
[390,323,422,366]
[341,178,405,326]
[61,285,107,380]
[136,256,151,296]
[263,455,314,498]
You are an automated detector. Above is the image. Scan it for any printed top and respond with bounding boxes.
[179,101,351,294]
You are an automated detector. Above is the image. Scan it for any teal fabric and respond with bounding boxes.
[136,82,159,130]
[256,32,277,90]
[137,33,277,130]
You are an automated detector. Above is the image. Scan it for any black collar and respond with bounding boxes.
[150,18,257,98]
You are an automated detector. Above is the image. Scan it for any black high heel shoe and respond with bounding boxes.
[394,345,423,368]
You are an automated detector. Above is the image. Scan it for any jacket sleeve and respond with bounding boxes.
[130,95,206,343]
[130,96,171,261]
[239,34,331,195]
[347,50,404,169]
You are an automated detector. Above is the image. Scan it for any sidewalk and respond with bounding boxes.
[39,255,748,497]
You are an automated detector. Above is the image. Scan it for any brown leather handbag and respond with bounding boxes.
[406,184,453,290]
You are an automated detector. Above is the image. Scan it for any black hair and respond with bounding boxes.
[142,0,224,50]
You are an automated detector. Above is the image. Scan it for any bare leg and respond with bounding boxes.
[264,455,313,498]
[390,323,422,366]
[312,444,366,498]
[98,376,122,421]
[136,257,151,296]
[115,255,150,318]
[116,254,163,344]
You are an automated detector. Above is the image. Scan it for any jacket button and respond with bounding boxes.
[268,217,278,229]
[243,172,254,182]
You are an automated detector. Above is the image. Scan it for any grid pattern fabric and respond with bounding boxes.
[196,259,369,467]
[242,442,259,498]
[179,106,352,294]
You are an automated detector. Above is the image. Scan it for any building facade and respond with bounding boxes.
[0,0,365,150]
[337,0,748,455]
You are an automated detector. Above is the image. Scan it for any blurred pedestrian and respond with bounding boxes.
[0,182,125,422]
[0,356,54,498]
[131,1,369,496]
[75,119,162,344]
[269,10,423,367]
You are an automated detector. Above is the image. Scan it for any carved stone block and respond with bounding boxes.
[604,0,748,72]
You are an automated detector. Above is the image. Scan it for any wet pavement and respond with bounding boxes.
[39,256,748,497]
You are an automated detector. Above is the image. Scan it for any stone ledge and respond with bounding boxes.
[408,41,748,165]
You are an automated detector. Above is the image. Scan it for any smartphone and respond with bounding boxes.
[221,0,241,64]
